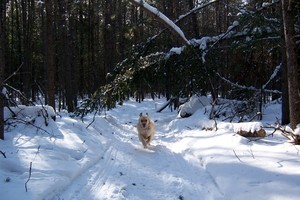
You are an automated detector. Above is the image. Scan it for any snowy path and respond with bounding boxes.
[54,111,223,200]
[2,98,300,200]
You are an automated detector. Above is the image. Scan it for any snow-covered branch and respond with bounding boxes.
[216,72,282,94]
[127,0,189,45]
[192,20,239,63]
[217,63,282,94]
[177,0,221,22]
[262,63,281,89]
[149,0,221,44]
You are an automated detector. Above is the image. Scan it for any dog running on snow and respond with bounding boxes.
[137,112,156,148]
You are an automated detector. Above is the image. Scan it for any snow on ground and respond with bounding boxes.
[1,98,299,200]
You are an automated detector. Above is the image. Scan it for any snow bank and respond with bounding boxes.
[178,95,211,118]
[1,105,107,200]
[233,122,264,133]
[4,105,56,121]
[169,108,216,132]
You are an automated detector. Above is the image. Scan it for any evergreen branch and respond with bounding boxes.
[200,21,239,62]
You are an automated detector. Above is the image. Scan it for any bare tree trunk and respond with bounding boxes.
[57,0,75,112]
[45,0,55,109]
[281,44,290,125]
[102,0,117,85]
[20,0,34,100]
[280,2,289,125]
[188,0,199,38]
[0,0,6,140]
[281,0,300,129]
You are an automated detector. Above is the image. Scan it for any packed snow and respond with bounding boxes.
[1,98,299,200]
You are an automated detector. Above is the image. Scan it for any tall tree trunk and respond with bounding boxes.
[29,0,36,101]
[45,0,55,109]
[280,3,289,125]
[102,0,116,85]
[281,45,290,125]
[57,0,74,112]
[21,0,32,100]
[0,0,6,140]
[15,0,23,90]
[88,0,97,90]
[116,1,126,60]
[188,0,199,38]
[281,0,300,129]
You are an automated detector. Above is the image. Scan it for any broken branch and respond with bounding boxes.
[25,162,32,192]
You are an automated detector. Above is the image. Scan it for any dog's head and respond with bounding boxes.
[139,113,150,128]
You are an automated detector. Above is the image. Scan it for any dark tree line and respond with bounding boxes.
[0,0,299,140]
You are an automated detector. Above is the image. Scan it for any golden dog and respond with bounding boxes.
[137,113,156,148]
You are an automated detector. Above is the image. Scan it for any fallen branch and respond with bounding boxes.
[233,150,243,163]
[86,110,98,129]
[237,129,266,138]
[3,83,35,106]
[264,118,300,145]
[3,62,24,83]
[156,98,173,113]
[25,162,32,192]
[248,148,255,159]
[5,117,52,135]
[0,150,6,158]
[39,106,49,126]
[33,146,41,161]
[209,98,218,131]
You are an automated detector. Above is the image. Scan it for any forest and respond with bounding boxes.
[0,0,299,140]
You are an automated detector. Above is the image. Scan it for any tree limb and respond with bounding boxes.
[152,0,221,42]
[233,150,243,163]
[2,62,24,84]
[25,162,32,192]
[0,150,6,158]
[216,72,282,94]
[3,83,35,106]
[127,0,189,45]
[5,117,52,135]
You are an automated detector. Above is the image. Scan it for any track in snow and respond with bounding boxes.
[52,113,224,200]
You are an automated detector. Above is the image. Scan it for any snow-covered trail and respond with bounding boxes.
[53,100,224,200]
[2,98,299,200]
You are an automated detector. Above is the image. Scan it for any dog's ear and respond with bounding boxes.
[139,112,143,117]
[146,113,149,116]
